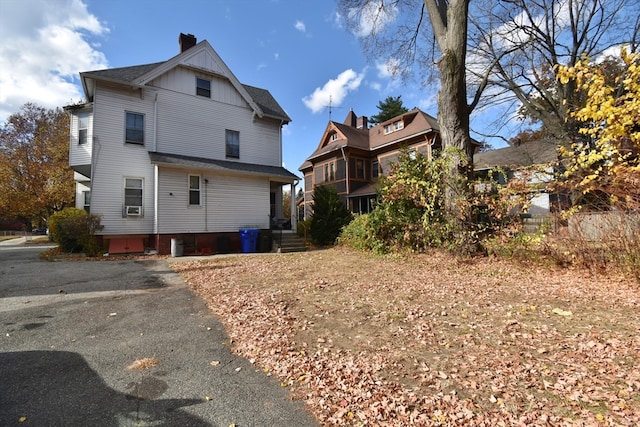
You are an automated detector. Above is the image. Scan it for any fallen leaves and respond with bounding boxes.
[171,248,640,426]
[127,357,159,370]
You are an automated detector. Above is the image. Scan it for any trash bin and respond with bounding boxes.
[258,229,272,253]
[170,238,183,257]
[239,228,259,253]
[217,235,229,254]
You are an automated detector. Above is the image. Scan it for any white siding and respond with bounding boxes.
[90,84,156,235]
[75,180,90,211]
[157,167,270,233]
[150,68,245,106]
[69,111,92,169]
[153,86,281,166]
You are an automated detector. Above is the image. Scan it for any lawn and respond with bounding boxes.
[171,248,639,426]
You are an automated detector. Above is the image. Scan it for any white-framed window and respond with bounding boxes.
[123,177,143,217]
[384,120,404,134]
[125,112,144,144]
[82,191,91,213]
[188,174,201,205]
[78,112,89,145]
[226,129,239,159]
[196,77,211,98]
[330,133,338,141]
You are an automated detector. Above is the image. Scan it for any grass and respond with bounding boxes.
[171,247,640,426]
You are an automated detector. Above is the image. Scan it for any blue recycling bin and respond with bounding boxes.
[239,228,259,253]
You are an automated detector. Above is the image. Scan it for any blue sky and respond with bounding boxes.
[0,0,512,175]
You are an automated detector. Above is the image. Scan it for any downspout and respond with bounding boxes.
[204,178,208,232]
[153,164,159,235]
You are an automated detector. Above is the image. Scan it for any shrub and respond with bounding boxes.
[338,213,386,253]
[309,185,352,246]
[48,208,103,255]
[337,148,529,255]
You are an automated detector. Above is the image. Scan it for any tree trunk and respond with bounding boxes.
[425,0,474,212]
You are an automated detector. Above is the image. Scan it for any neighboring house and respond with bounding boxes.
[65,33,298,255]
[473,140,562,215]
[299,108,442,216]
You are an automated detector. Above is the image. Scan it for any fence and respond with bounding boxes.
[568,211,640,242]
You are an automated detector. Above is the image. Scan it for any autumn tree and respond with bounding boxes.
[0,103,74,226]
[368,95,409,124]
[555,48,640,211]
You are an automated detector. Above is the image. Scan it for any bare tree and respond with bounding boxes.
[470,0,636,142]
[338,0,638,148]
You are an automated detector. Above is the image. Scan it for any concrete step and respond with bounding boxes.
[274,233,307,253]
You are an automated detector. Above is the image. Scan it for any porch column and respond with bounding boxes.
[290,182,297,233]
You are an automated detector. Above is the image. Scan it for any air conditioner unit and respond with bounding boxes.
[124,205,142,216]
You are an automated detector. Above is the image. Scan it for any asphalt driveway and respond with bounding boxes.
[0,239,318,426]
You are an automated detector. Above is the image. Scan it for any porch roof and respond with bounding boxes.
[149,152,300,183]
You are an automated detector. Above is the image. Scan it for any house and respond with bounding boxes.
[473,140,562,215]
[64,33,299,255]
[298,108,441,216]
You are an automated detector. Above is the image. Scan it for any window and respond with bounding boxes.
[189,175,201,205]
[196,77,211,98]
[225,129,239,158]
[78,112,89,145]
[384,120,404,134]
[356,159,365,179]
[125,112,144,144]
[82,191,91,213]
[124,178,143,216]
[330,133,338,141]
[323,162,335,182]
[372,160,379,179]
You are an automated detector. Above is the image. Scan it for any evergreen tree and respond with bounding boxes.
[310,185,352,246]
[368,96,409,125]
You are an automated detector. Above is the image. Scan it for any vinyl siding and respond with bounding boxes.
[68,111,92,169]
[157,167,270,233]
[152,81,281,166]
[90,84,156,235]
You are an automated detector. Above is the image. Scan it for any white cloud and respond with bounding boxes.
[302,69,365,114]
[0,0,108,122]
[295,20,306,33]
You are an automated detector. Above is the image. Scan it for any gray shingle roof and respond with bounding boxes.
[149,152,299,182]
[81,62,164,84]
[81,63,290,123]
[473,141,559,170]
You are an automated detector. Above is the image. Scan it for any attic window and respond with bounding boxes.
[331,133,338,141]
[196,77,211,98]
[384,120,404,134]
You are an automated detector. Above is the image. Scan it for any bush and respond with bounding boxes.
[309,185,353,246]
[337,148,529,255]
[48,208,103,256]
[338,213,387,253]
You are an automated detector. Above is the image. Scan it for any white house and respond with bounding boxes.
[65,34,298,255]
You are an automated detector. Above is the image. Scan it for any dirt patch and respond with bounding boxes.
[171,248,640,426]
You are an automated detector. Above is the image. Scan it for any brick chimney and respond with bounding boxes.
[357,116,368,129]
[179,33,197,52]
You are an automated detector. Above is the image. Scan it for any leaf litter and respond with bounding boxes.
[171,248,640,426]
